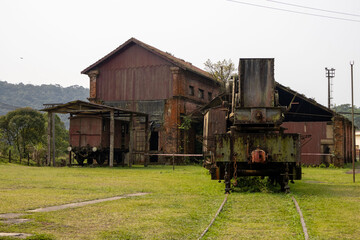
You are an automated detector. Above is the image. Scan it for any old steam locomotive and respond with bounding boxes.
[203,59,301,192]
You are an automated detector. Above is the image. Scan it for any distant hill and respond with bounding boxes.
[0,81,89,128]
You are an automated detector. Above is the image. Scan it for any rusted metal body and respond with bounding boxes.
[42,100,148,167]
[204,59,301,192]
[69,115,129,165]
[81,38,220,163]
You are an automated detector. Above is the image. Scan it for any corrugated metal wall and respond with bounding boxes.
[282,122,329,165]
[97,44,173,101]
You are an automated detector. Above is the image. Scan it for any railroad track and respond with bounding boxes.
[198,193,309,240]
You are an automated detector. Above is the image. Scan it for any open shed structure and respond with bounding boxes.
[42,100,149,167]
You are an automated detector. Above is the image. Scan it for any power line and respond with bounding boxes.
[267,0,360,18]
[226,0,360,23]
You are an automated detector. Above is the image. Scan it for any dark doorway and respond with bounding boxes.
[150,131,158,162]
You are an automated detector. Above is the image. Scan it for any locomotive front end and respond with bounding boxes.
[205,58,301,192]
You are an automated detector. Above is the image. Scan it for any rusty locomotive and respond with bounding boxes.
[203,58,301,192]
[69,115,129,165]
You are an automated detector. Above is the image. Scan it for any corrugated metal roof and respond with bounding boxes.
[41,100,148,117]
[81,37,215,83]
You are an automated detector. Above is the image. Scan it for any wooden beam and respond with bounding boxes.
[129,113,133,167]
[47,112,51,166]
[109,110,114,167]
[52,113,56,167]
[144,115,149,167]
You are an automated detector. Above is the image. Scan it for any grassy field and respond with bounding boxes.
[0,162,359,239]
[205,164,360,240]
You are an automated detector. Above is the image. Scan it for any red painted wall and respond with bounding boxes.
[282,122,330,165]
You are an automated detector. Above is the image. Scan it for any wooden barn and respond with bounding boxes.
[81,38,221,163]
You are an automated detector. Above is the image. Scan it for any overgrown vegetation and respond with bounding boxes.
[0,81,89,128]
[333,103,360,127]
[0,108,68,165]
[232,176,279,193]
[204,59,236,86]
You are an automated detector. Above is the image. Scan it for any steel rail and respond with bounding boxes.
[197,193,229,240]
[292,196,309,240]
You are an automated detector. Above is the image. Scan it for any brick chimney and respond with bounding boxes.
[87,70,99,103]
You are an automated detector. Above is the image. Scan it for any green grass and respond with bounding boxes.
[0,163,225,239]
[290,165,360,240]
[0,162,359,239]
[204,163,360,240]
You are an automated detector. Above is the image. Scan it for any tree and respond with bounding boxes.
[43,113,69,158]
[204,59,236,86]
[0,108,45,160]
[333,104,360,128]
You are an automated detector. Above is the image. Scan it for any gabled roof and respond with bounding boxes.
[275,82,335,122]
[81,37,216,83]
[199,82,348,123]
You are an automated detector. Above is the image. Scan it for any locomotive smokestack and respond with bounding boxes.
[238,58,275,108]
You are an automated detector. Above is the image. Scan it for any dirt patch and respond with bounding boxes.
[0,233,32,239]
[2,218,31,224]
[28,192,150,213]
[0,213,25,219]
[345,169,360,174]
[304,180,326,184]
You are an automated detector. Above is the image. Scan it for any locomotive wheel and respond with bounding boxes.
[76,156,85,166]
[278,175,290,193]
[96,154,105,165]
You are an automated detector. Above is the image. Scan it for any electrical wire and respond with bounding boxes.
[267,0,360,18]
[226,0,360,23]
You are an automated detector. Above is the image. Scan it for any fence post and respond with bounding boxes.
[68,151,72,166]
[28,153,30,166]
[9,150,11,163]
[172,154,175,171]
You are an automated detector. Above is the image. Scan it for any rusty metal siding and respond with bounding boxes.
[239,59,274,107]
[96,44,173,102]
[282,122,328,165]
[69,116,103,148]
[106,100,165,124]
[203,108,227,153]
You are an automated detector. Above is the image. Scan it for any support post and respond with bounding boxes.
[350,62,355,183]
[109,110,114,167]
[172,154,175,171]
[9,150,11,163]
[129,114,133,167]
[52,113,56,167]
[144,115,149,167]
[47,112,52,166]
[69,151,72,166]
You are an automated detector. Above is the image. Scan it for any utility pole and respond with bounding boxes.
[350,61,355,183]
[325,68,335,109]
